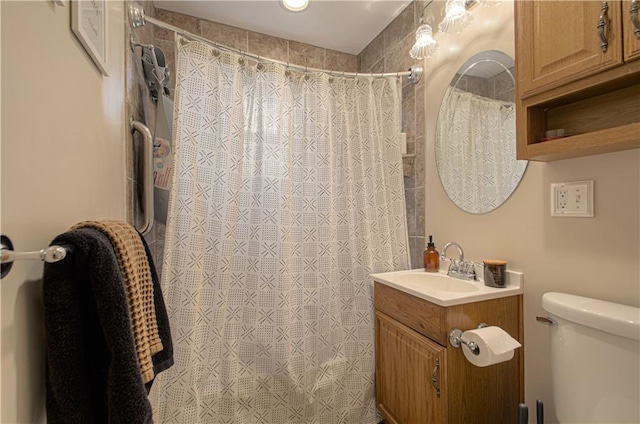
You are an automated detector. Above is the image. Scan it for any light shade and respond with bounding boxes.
[410,23,438,60]
[282,0,309,12]
[438,0,474,34]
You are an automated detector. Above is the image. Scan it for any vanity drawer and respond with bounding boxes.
[374,282,447,346]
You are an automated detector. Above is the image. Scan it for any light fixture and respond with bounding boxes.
[438,0,474,34]
[282,0,309,12]
[410,20,438,60]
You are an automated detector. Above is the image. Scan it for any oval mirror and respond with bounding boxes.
[435,50,527,214]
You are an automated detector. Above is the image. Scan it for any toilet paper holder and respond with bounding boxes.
[449,323,488,355]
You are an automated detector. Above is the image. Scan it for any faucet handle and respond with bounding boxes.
[448,258,459,272]
[463,261,478,279]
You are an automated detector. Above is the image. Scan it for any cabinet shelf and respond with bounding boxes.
[520,123,640,162]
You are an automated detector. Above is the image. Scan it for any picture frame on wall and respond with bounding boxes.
[71,0,109,76]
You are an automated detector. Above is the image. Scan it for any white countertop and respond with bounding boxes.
[370,268,524,307]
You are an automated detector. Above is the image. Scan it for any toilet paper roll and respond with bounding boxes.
[461,326,522,367]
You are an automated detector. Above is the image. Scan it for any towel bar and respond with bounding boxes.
[1,234,71,278]
[1,245,70,264]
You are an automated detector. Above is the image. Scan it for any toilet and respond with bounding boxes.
[541,292,640,423]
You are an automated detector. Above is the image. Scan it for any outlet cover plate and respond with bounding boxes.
[551,180,594,217]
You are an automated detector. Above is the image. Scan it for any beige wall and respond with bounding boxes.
[0,1,126,422]
[422,1,640,423]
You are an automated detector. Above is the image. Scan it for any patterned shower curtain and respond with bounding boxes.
[436,86,526,213]
[148,36,409,424]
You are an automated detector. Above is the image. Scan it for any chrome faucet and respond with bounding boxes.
[440,242,477,281]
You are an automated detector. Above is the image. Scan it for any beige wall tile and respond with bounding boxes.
[402,83,416,140]
[415,83,425,138]
[384,33,416,73]
[325,49,357,72]
[289,41,325,69]
[127,178,135,226]
[154,9,202,41]
[367,59,385,75]
[358,32,384,72]
[465,75,489,98]
[201,20,248,52]
[405,188,417,236]
[414,0,430,26]
[409,236,426,268]
[247,31,289,63]
[385,2,415,51]
[493,68,515,99]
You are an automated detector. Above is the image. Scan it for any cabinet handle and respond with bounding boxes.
[631,0,640,40]
[431,358,441,398]
[597,1,610,53]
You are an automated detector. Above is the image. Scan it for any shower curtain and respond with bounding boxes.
[436,86,525,213]
[148,37,409,424]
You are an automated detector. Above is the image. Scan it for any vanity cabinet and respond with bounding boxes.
[376,312,447,423]
[374,282,523,424]
[515,0,640,161]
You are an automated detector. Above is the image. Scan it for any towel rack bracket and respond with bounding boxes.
[1,235,14,278]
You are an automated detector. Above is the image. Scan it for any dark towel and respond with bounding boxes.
[43,228,153,424]
[137,231,173,391]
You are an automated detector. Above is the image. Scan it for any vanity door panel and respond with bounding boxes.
[375,311,448,424]
[623,0,640,61]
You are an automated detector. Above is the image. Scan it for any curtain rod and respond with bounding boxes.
[128,2,422,84]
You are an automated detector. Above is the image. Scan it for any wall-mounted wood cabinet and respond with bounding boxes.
[515,0,640,161]
[374,282,523,424]
[623,0,640,61]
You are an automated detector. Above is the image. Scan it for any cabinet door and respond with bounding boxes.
[375,311,447,424]
[623,0,640,61]
[516,1,624,97]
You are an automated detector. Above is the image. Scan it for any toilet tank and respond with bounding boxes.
[542,292,640,423]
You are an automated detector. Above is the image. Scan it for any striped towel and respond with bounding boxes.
[73,220,161,384]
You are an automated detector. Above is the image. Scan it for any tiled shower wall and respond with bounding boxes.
[125,1,168,278]
[125,2,359,278]
[147,7,358,99]
[357,1,427,268]
[455,67,516,102]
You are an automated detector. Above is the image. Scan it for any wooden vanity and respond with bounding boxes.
[373,279,523,424]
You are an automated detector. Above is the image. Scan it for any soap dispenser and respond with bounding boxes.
[424,235,439,272]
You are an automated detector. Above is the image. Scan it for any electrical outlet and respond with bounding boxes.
[551,181,594,217]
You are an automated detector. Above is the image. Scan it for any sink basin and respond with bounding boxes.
[397,273,478,293]
[370,269,523,307]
